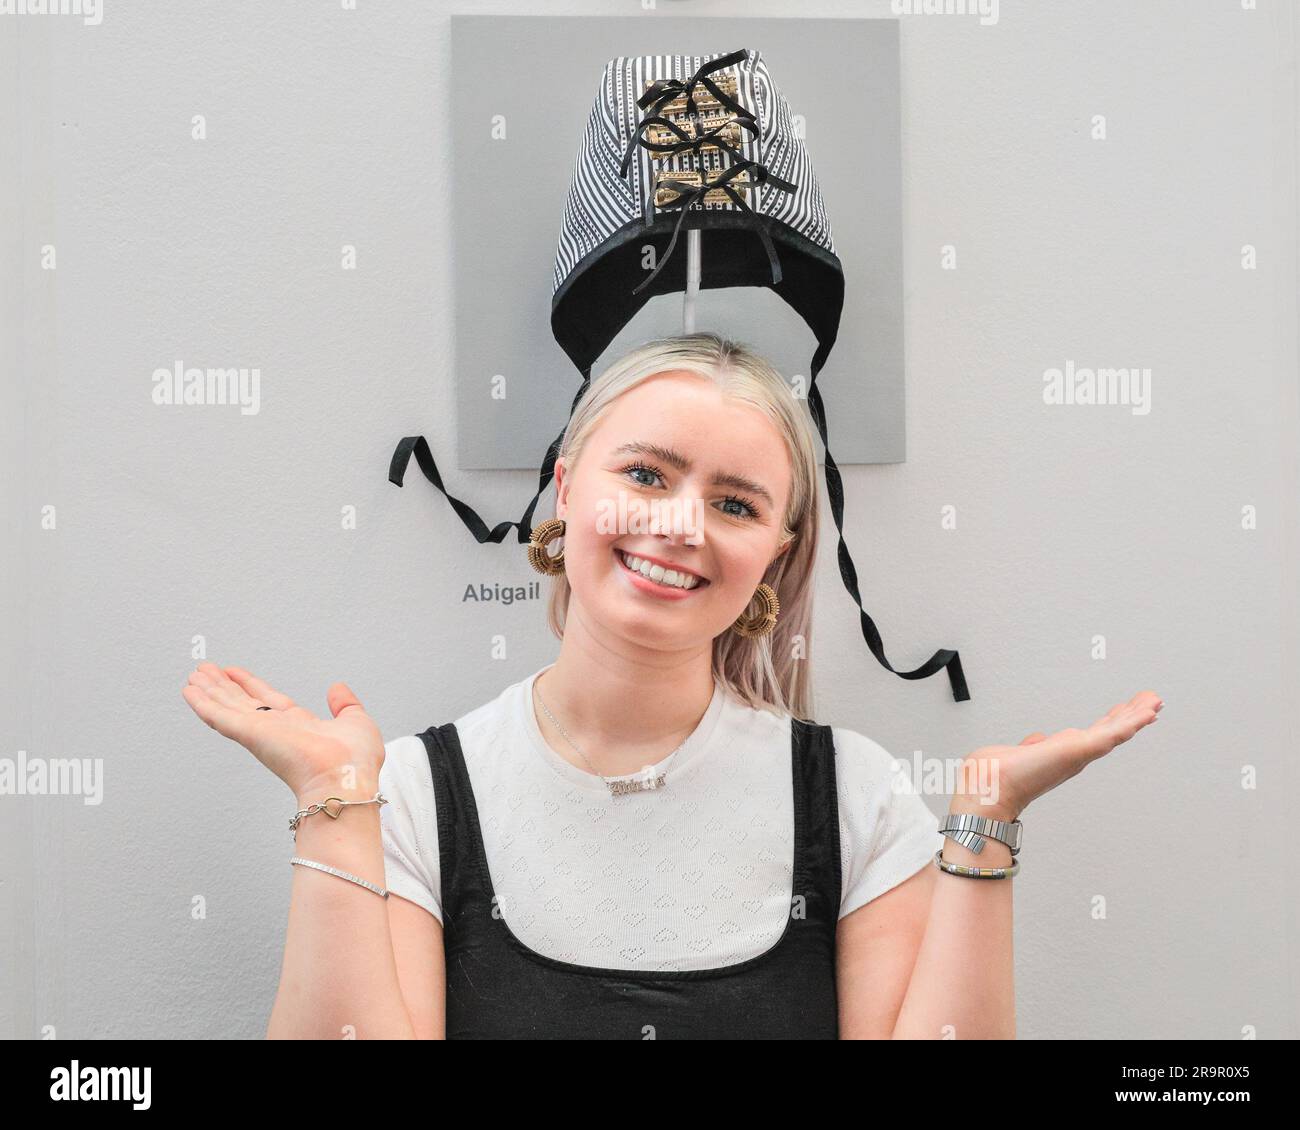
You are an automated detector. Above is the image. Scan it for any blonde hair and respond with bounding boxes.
[544,332,822,722]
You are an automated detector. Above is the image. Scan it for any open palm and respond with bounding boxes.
[181,662,384,797]
[956,689,1163,820]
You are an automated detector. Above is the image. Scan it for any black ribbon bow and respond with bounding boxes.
[635,160,794,295]
[617,49,795,295]
[636,48,754,127]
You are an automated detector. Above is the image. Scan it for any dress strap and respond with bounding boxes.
[790,719,843,928]
[414,722,482,925]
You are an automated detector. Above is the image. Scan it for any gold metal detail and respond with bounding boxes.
[732,582,780,638]
[527,518,566,576]
[645,115,742,159]
[643,72,739,116]
[654,168,753,208]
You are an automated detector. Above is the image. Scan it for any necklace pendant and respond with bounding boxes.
[608,771,668,796]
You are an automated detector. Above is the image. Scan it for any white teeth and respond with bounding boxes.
[619,552,701,590]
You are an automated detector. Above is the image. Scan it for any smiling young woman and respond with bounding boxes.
[181,331,1161,1040]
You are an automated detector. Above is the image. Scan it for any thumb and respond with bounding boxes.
[1020,731,1049,745]
[326,682,366,718]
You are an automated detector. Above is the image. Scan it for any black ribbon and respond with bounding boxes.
[617,49,760,181]
[635,48,754,125]
[803,343,970,702]
[388,371,593,545]
[618,49,795,296]
[634,160,794,295]
[618,110,759,180]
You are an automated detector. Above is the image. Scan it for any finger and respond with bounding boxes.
[1038,720,1122,764]
[181,684,255,744]
[1103,692,1162,735]
[191,666,262,712]
[1091,690,1163,730]
[1093,702,1129,726]
[195,661,241,689]
[1115,690,1162,716]
[1105,701,1160,742]
[1078,702,1160,759]
[1020,732,1049,745]
[224,666,296,711]
[326,682,366,719]
[1093,694,1143,727]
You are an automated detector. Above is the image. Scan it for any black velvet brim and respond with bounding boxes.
[550,210,845,376]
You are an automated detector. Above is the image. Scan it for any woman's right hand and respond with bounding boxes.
[181,662,385,798]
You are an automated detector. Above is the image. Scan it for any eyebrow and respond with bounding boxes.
[610,441,775,508]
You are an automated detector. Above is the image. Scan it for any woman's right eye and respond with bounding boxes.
[619,462,664,488]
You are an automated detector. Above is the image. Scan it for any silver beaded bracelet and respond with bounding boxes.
[933,848,1019,880]
[290,856,389,898]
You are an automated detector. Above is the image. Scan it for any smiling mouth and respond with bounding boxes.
[616,549,709,592]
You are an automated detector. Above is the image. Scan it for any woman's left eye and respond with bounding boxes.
[718,496,761,521]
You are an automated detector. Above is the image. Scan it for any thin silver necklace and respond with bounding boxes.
[533,676,690,796]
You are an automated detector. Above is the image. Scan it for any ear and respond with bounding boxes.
[772,530,796,564]
[554,456,569,520]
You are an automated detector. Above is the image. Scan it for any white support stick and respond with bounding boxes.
[683,228,701,333]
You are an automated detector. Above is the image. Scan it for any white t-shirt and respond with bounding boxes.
[379,664,941,973]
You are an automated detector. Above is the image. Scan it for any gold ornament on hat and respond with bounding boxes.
[527,518,566,576]
[732,582,780,638]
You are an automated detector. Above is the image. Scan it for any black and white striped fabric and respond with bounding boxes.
[551,48,835,298]
[390,45,970,703]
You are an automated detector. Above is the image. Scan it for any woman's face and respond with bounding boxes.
[554,370,794,650]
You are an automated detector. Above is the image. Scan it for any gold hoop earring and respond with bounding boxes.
[527,518,566,576]
[732,582,780,638]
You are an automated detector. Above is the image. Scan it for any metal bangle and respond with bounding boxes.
[290,856,389,899]
[941,827,991,855]
[939,812,1022,856]
[933,848,1019,880]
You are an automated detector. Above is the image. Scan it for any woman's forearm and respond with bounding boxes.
[890,796,1017,1040]
[266,771,416,1039]
[889,695,1159,1039]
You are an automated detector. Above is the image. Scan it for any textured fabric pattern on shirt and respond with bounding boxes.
[379,667,940,966]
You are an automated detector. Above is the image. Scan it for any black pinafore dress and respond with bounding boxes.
[414,716,843,1040]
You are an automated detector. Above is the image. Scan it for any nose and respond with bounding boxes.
[648,492,706,549]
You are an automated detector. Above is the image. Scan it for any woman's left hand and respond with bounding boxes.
[952,689,1163,821]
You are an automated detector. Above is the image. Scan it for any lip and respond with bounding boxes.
[614,548,709,600]
[617,549,708,582]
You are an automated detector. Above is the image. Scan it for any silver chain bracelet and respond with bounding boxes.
[289,790,387,838]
